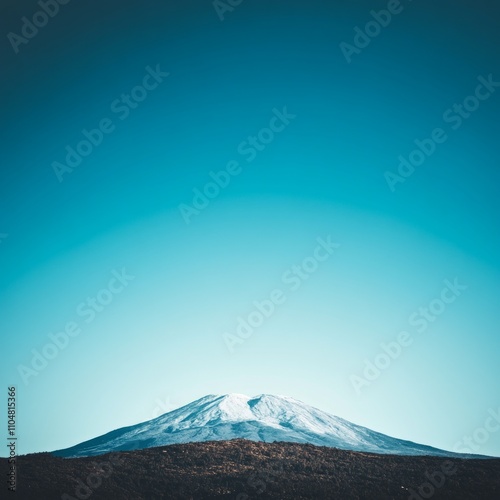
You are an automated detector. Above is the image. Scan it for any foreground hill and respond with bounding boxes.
[5,439,500,499]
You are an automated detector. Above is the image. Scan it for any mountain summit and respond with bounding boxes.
[54,394,459,458]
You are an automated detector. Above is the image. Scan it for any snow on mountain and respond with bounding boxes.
[53,394,460,458]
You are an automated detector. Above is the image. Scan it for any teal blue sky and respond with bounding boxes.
[1,0,500,457]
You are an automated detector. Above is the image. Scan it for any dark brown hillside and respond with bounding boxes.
[3,439,500,499]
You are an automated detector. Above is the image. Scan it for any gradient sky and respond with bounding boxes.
[1,0,500,458]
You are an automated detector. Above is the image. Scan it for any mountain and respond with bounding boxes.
[53,393,466,458]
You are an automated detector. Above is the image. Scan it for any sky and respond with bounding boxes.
[1,0,500,458]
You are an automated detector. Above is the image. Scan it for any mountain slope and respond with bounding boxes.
[53,393,468,458]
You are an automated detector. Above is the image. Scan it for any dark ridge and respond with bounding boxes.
[3,439,500,499]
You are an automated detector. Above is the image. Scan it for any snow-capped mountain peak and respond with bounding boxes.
[53,393,466,458]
